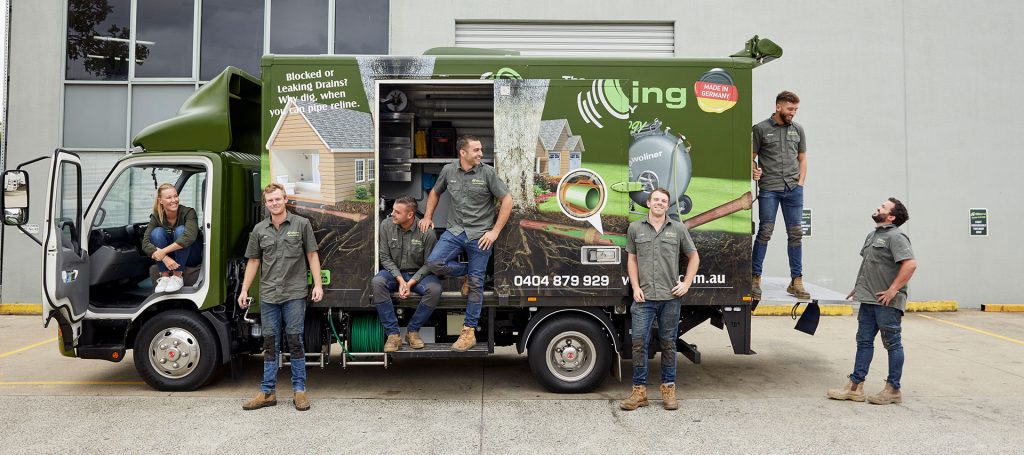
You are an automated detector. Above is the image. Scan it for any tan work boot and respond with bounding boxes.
[620,385,649,411]
[787,276,811,299]
[751,275,762,300]
[293,391,310,411]
[461,276,470,297]
[242,391,277,410]
[866,382,902,405]
[383,334,402,353]
[406,331,425,349]
[451,326,476,352]
[826,379,866,402]
[660,383,679,410]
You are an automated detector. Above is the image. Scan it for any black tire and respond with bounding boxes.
[133,310,220,391]
[527,316,612,393]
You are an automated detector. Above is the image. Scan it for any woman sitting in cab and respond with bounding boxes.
[142,183,201,293]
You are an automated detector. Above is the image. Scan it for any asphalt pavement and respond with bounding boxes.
[1,310,1022,454]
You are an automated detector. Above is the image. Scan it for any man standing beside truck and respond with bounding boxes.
[418,135,512,352]
[620,188,700,411]
[237,183,323,411]
[751,90,810,300]
[373,196,441,352]
[828,197,916,405]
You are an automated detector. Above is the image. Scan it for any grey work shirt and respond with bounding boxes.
[853,224,915,312]
[379,217,437,283]
[753,115,806,191]
[244,212,318,304]
[432,162,509,241]
[626,218,697,301]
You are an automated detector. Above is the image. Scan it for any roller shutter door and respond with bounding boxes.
[455,22,674,57]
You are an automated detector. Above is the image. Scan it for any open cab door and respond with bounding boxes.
[42,149,90,354]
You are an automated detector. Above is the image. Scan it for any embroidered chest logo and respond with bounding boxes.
[410,239,422,246]
[873,238,887,247]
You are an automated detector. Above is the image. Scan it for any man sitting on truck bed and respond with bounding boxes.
[373,196,441,352]
[418,135,512,352]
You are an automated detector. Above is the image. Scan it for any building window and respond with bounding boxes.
[270,0,329,55]
[65,0,132,80]
[200,0,265,80]
[134,0,196,78]
[334,0,389,54]
[367,158,375,181]
[63,86,129,148]
[355,159,365,183]
[130,85,198,138]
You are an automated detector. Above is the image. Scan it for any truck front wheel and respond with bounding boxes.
[133,310,220,391]
[527,316,611,393]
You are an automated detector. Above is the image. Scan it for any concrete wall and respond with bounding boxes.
[3,0,1022,307]
[390,0,1023,307]
[2,1,63,303]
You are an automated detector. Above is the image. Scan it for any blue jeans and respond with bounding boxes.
[371,270,443,335]
[850,303,904,389]
[630,299,681,386]
[260,298,307,393]
[752,185,803,277]
[426,231,491,328]
[149,225,202,273]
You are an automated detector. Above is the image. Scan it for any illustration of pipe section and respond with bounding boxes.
[562,183,601,215]
[520,191,752,246]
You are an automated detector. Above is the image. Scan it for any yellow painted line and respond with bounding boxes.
[0,303,42,315]
[0,337,56,359]
[917,314,1024,346]
[906,300,958,312]
[981,304,1024,312]
[753,304,853,316]
[0,381,144,386]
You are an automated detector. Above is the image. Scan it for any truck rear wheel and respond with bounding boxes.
[527,316,611,393]
[133,310,220,391]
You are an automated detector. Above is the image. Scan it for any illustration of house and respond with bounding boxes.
[265,98,374,204]
[536,119,585,177]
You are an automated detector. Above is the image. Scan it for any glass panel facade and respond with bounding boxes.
[200,0,264,80]
[334,0,389,54]
[66,0,131,80]
[135,0,195,78]
[130,85,197,139]
[63,86,129,148]
[270,0,329,55]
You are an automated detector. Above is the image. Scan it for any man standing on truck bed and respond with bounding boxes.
[621,188,699,411]
[751,90,810,300]
[418,135,512,352]
[828,198,916,405]
[237,183,323,411]
[373,196,441,352]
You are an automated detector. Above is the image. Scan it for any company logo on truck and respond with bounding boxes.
[576,79,686,128]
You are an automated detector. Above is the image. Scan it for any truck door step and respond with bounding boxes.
[388,342,489,359]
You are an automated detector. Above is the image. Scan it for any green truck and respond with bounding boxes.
[2,37,783,392]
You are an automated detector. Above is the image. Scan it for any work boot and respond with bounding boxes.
[661,383,679,410]
[451,326,476,352]
[826,379,865,402]
[620,385,649,411]
[242,391,277,410]
[787,276,811,300]
[383,334,402,353]
[406,331,425,349]
[866,382,902,405]
[751,275,762,300]
[293,391,310,411]
[461,276,470,297]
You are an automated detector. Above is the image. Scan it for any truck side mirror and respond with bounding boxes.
[2,170,29,226]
